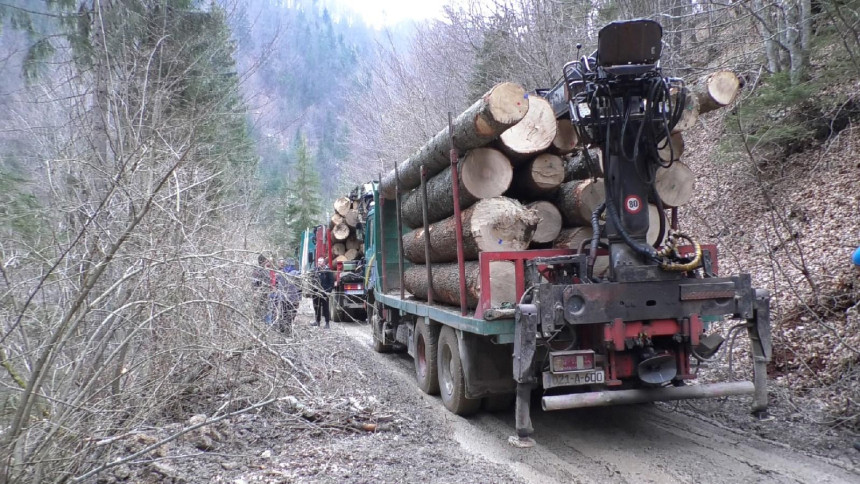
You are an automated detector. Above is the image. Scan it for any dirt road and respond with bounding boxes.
[340,322,859,484]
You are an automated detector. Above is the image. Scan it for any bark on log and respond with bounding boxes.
[344,209,359,227]
[497,96,557,162]
[563,150,603,182]
[332,223,350,241]
[379,82,528,199]
[403,262,481,308]
[655,161,695,208]
[550,119,579,155]
[658,132,685,163]
[507,153,565,198]
[695,71,740,115]
[526,201,562,244]
[554,179,605,227]
[334,197,351,217]
[332,243,346,256]
[402,197,539,264]
[403,261,518,308]
[401,148,513,229]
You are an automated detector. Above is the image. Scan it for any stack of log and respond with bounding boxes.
[383,72,741,309]
[329,196,364,263]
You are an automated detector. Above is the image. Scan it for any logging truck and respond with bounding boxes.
[313,185,374,322]
[364,19,772,446]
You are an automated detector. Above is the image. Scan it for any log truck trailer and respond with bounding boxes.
[364,19,771,446]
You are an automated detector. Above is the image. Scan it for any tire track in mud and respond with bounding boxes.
[339,322,859,484]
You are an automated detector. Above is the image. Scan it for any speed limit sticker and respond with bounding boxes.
[624,195,643,214]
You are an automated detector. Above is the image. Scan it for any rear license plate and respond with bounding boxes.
[542,370,605,389]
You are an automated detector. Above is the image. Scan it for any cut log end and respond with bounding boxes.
[484,82,530,128]
[527,201,562,244]
[332,223,350,241]
[499,96,557,159]
[461,148,514,198]
[655,161,695,208]
[658,132,685,163]
[334,197,351,217]
[551,119,579,155]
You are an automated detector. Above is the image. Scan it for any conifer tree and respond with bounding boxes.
[278,133,323,250]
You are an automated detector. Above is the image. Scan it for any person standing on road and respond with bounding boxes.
[312,257,334,328]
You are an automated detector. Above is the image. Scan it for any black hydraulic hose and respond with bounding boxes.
[588,202,606,280]
[651,186,667,249]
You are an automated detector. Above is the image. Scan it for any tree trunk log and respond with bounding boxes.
[403,262,481,308]
[379,82,528,199]
[526,201,562,244]
[655,161,695,208]
[344,248,359,260]
[550,119,579,155]
[658,132,685,163]
[401,148,512,229]
[497,96,557,162]
[671,88,699,133]
[346,238,362,251]
[402,197,539,264]
[646,204,666,247]
[554,226,594,251]
[695,71,740,114]
[554,179,605,227]
[332,243,346,256]
[563,150,603,182]
[507,153,565,198]
[331,213,345,226]
[334,197,351,217]
[344,209,359,227]
[332,223,350,241]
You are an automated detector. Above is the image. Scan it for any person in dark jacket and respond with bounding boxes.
[251,254,271,322]
[312,257,334,328]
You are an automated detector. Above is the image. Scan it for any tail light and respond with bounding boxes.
[549,350,595,373]
[343,283,363,291]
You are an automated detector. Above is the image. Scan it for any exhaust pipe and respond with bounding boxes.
[542,381,754,411]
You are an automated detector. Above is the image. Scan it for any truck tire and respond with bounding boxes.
[414,319,440,395]
[437,326,481,416]
[369,304,392,353]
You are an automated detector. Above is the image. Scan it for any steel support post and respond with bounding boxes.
[748,288,772,417]
[510,304,538,447]
[394,163,405,300]
[447,112,468,316]
[378,173,387,293]
[420,165,434,305]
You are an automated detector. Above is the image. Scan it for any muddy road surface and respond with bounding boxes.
[340,323,859,484]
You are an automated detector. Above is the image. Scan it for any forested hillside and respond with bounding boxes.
[1,0,859,482]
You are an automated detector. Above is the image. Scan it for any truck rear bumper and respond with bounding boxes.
[541,381,754,411]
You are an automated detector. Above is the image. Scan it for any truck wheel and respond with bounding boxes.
[437,326,480,416]
[414,319,439,395]
[369,304,392,353]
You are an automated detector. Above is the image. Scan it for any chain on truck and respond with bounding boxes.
[359,19,770,447]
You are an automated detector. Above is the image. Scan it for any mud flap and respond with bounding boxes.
[510,304,538,447]
[747,289,772,417]
[457,331,516,399]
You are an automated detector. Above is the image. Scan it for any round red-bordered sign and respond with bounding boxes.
[624,195,643,214]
